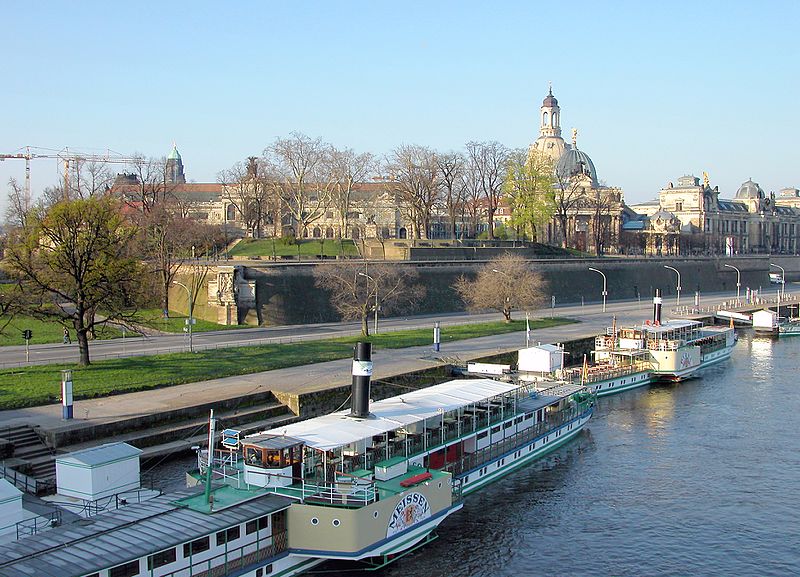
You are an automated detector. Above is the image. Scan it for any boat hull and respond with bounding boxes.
[588,370,653,397]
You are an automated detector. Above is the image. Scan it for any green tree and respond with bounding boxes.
[455,253,547,322]
[4,197,144,365]
[503,149,555,242]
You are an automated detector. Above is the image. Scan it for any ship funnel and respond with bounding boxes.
[349,342,373,419]
[653,289,662,324]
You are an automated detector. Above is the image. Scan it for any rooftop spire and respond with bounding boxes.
[572,128,578,148]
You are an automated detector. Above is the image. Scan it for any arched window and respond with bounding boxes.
[553,112,558,127]
[302,228,309,238]
[325,227,334,238]
[351,227,360,240]
[312,227,321,238]
[542,111,549,126]
[398,227,408,239]
[226,204,237,221]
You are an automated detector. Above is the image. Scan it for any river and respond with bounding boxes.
[150,330,799,576]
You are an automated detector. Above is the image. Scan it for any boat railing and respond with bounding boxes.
[444,402,593,478]
[241,467,379,508]
[565,362,650,383]
[159,530,288,577]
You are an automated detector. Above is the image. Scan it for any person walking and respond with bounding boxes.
[63,327,71,344]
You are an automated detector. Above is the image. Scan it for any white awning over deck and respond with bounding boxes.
[254,378,521,451]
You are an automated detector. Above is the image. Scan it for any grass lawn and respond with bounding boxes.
[0,317,125,346]
[132,309,246,333]
[228,238,360,258]
[0,317,574,409]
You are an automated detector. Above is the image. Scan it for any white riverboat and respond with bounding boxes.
[0,354,594,577]
[594,319,735,381]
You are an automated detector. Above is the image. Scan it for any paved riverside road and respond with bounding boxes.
[0,287,794,434]
[1,287,793,368]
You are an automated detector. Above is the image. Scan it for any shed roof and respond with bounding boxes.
[0,480,21,502]
[55,442,142,467]
[0,488,292,577]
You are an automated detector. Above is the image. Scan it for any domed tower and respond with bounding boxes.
[166,144,186,184]
[530,85,568,163]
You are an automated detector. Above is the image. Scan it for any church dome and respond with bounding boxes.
[168,145,182,161]
[735,179,764,200]
[542,87,558,107]
[556,148,599,187]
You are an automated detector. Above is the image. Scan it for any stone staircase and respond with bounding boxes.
[0,425,57,493]
[2,393,299,495]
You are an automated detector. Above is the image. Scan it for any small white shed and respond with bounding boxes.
[752,309,779,333]
[55,442,142,501]
[0,479,24,535]
[518,344,564,373]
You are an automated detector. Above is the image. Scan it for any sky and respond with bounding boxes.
[3,1,799,210]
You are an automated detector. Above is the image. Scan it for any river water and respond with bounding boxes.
[151,331,799,576]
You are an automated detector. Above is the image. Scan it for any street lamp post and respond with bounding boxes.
[723,264,741,303]
[663,265,682,307]
[588,267,607,313]
[173,281,194,352]
[358,272,378,334]
[770,263,786,299]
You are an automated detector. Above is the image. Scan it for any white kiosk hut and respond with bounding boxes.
[55,442,142,501]
[752,309,779,334]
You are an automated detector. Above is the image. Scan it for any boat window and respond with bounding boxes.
[514,416,524,425]
[147,548,177,570]
[109,560,140,577]
[216,526,241,546]
[247,515,270,534]
[183,536,210,557]
[477,431,488,440]
[503,421,513,429]
[491,426,500,434]
[245,446,262,466]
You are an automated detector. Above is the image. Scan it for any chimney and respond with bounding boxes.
[349,342,372,418]
[653,289,662,324]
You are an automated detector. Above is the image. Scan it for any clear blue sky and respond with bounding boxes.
[3,1,798,207]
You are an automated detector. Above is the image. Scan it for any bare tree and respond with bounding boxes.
[329,147,374,243]
[385,145,439,239]
[553,158,592,249]
[465,141,508,239]
[218,157,277,238]
[436,151,466,239]
[68,159,115,199]
[314,262,425,336]
[126,154,175,213]
[459,162,484,238]
[265,133,333,237]
[455,253,547,322]
[5,178,29,228]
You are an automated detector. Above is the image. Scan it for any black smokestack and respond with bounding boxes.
[653,289,662,324]
[349,342,372,418]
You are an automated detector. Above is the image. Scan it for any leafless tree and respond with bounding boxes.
[465,141,508,239]
[264,133,333,237]
[126,154,175,213]
[68,159,115,199]
[436,151,466,239]
[5,178,29,228]
[314,262,425,336]
[329,147,375,243]
[455,253,547,322]
[553,161,591,249]
[218,157,277,238]
[385,145,439,239]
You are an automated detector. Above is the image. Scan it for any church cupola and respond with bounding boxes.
[166,143,186,184]
[530,84,567,163]
[540,85,562,139]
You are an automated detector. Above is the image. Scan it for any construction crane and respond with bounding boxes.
[0,146,141,210]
